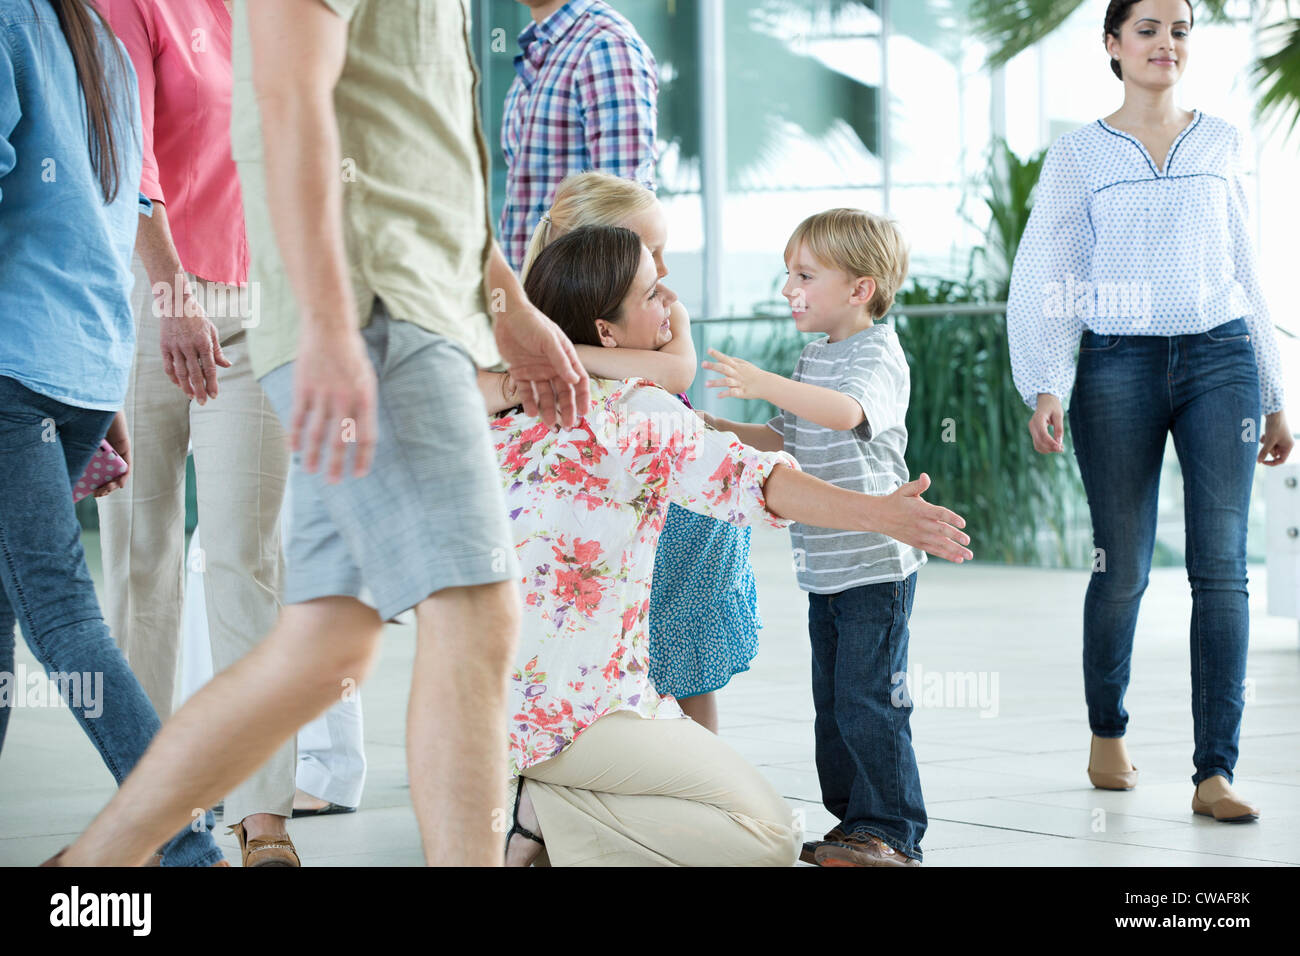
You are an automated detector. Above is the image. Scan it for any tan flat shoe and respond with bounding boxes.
[1192,783,1259,822]
[1088,766,1139,789]
[229,823,301,867]
[1087,734,1138,790]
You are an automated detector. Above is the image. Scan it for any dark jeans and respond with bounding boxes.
[0,376,221,866]
[807,572,925,860]
[1068,318,1261,786]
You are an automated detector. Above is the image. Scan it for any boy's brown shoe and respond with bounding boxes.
[799,827,846,866]
[815,832,921,867]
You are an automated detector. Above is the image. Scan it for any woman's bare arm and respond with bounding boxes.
[762,465,972,563]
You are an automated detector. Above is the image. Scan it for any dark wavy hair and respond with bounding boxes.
[522,226,645,348]
[1104,0,1194,80]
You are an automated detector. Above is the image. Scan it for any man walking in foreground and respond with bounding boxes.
[59,0,588,867]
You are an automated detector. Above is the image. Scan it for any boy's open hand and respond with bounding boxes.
[702,348,769,401]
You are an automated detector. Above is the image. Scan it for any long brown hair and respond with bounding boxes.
[43,0,129,202]
[523,226,645,348]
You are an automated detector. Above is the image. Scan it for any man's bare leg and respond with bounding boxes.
[61,597,384,866]
[407,580,519,866]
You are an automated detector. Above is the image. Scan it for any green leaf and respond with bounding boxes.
[968,0,1090,69]
[1253,19,1300,137]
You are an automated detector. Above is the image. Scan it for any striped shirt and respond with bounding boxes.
[767,325,926,594]
[1007,111,1285,414]
[499,0,658,271]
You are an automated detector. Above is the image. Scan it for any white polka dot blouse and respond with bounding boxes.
[1007,111,1285,415]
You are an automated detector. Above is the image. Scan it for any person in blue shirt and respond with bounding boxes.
[1007,0,1293,824]
[0,0,225,866]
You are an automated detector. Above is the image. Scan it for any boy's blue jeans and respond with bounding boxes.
[1068,318,1260,786]
[807,572,925,861]
[0,376,222,866]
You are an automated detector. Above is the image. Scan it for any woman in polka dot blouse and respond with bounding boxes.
[1007,0,1293,823]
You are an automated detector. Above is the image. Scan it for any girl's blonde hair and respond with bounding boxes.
[784,208,910,318]
[521,171,658,280]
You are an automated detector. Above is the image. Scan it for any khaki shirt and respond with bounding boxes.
[231,0,501,378]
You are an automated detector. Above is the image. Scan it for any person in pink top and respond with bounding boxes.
[94,0,298,867]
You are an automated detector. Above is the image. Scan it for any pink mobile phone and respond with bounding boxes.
[73,440,129,502]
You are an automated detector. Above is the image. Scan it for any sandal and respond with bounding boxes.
[504,776,544,864]
[228,822,301,867]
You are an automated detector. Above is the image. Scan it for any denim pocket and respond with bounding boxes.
[1205,318,1251,343]
[1078,331,1123,352]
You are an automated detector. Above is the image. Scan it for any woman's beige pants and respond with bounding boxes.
[522,711,801,866]
[96,260,293,825]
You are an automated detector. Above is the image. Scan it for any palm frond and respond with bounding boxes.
[978,140,1047,299]
[1253,18,1300,136]
[969,0,1089,68]
[1193,0,1243,24]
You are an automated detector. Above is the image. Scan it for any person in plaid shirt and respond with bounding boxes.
[501,0,659,272]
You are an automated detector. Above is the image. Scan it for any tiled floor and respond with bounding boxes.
[2,527,1297,866]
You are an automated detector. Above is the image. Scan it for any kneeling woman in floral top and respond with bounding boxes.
[490,226,971,866]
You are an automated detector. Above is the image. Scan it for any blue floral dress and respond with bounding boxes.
[647,394,763,699]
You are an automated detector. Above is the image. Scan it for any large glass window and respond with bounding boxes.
[718,0,883,316]
[887,0,991,280]
[473,0,704,315]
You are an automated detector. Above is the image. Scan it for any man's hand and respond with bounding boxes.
[702,348,769,401]
[1029,393,1065,454]
[872,473,973,563]
[157,276,231,405]
[1259,411,1294,466]
[496,304,590,430]
[291,323,378,484]
[93,411,133,498]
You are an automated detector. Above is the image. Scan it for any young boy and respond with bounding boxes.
[701,208,926,867]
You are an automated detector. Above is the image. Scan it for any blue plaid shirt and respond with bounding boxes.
[500,0,658,272]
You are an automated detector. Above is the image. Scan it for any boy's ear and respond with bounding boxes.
[850,277,877,306]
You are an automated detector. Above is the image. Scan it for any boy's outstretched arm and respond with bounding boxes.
[699,411,784,452]
[702,347,865,432]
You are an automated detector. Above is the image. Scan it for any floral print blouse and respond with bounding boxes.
[490,377,799,776]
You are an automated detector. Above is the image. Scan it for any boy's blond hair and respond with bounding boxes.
[784,208,910,318]
[521,171,658,280]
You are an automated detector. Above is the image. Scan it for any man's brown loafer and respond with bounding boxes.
[229,823,301,867]
[815,832,921,867]
[799,827,846,866]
